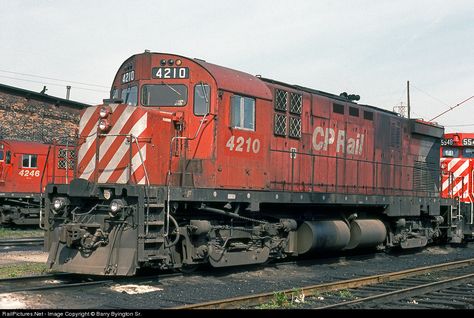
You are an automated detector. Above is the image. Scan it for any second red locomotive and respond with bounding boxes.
[44,52,459,275]
[440,132,474,239]
[0,139,73,225]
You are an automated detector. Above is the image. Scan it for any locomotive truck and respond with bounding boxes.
[43,51,461,275]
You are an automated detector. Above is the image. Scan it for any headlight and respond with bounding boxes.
[109,199,125,217]
[98,119,110,132]
[52,197,68,211]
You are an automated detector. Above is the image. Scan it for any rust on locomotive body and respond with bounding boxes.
[43,51,467,276]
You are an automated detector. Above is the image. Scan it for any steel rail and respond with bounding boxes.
[0,271,184,294]
[0,237,44,247]
[1,280,114,294]
[317,271,474,309]
[0,272,71,282]
[171,257,474,309]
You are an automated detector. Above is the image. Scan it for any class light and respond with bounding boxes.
[175,59,182,66]
[99,106,111,118]
[160,59,166,66]
[98,119,111,132]
[168,59,174,66]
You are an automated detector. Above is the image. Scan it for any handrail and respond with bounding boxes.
[165,112,214,238]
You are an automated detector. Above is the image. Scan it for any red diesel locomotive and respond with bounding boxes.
[44,51,460,275]
[440,132,474,238]
[0,139,73,225]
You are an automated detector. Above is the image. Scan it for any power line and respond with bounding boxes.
[430,95,474,121]
[445,123,474,127]
[0,75,109,93]
[0,69,109,88]
[411,84,449,107]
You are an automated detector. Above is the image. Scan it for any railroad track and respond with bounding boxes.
[0,270,184,295]
[0,237,44,247]
[0,273,114,294]
[171,257,474,309]
[315,265,474,309]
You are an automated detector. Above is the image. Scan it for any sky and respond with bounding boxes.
[0,0,472,132]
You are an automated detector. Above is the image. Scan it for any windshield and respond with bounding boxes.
[120,86,138,106]
[463,148,474,158]
[141,84,188,107]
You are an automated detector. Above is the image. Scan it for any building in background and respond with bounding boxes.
[0,83,89,143]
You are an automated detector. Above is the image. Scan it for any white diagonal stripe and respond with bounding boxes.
[442,160,469,191]
[78,105,124,181]
[97,113,148,183]
[77,129,98,166]
[116,144,147,184]
[79,106,135,179]
[98,106,137,161]
[447,158,461,171]
[80,154,96,180]
[79,107,97,134]
[137,176,146,185]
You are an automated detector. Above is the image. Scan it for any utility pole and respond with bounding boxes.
[407,80,411,119]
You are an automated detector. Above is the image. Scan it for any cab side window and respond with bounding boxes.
[0,150,3,161]
[194,83,210,115]
[5,151,11,164]
[230,95,255,131]
[22,154,38,168]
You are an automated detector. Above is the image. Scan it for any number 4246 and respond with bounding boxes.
[19,169,40,177]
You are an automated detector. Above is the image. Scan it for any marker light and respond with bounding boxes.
[168,59,174,66]
[160,59,166,66]
[175,59,182,66]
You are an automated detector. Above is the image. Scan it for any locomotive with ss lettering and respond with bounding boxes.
[0,139,73,225]
[43,51,461,275]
